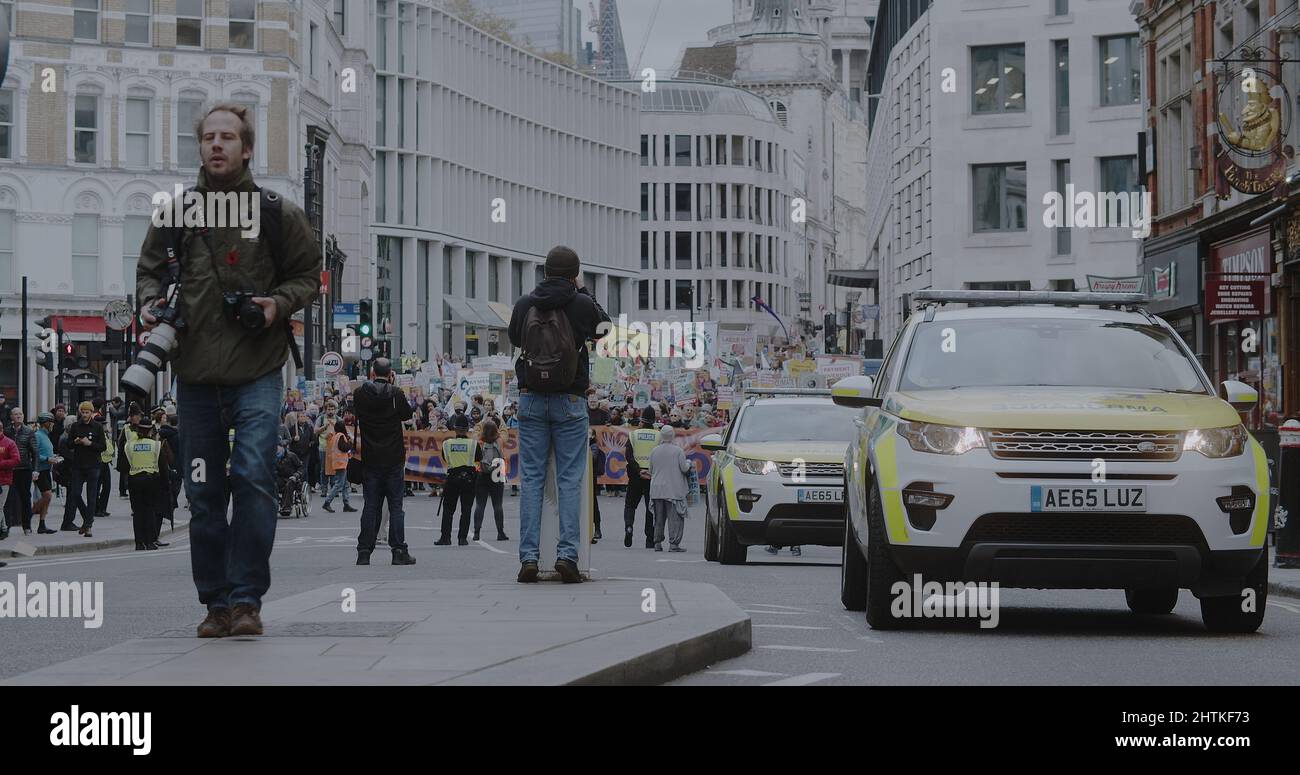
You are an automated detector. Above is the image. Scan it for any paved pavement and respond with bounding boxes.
[3,486,1299,686]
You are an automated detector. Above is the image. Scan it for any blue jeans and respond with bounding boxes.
[359,463,407,553]
[178,368,284,611]
[517,391,587,564]
[322,469,351,507]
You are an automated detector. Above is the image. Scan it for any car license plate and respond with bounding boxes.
[798,488,843,503]
[1030,485,1147,512]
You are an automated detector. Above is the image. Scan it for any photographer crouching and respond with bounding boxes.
[134,103,320,638]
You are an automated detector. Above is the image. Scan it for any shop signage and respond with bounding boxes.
[1214,61,1295,196]
[1086,275,1146,294]
[1209,227,1272,322]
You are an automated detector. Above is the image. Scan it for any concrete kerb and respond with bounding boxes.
[3,522,191,558]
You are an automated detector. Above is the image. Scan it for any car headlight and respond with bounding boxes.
[1183,425,1248,458]
[734,457,778,475]
[896,421,986,455]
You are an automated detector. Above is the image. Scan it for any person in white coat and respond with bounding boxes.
[648,425,691,552]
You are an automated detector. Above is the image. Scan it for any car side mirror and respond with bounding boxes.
[1220,380,1259,412]
[700,433,725,451]
[831,375,882,408]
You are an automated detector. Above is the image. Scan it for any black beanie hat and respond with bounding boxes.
[640,406,656,424]
[544,245,580,279]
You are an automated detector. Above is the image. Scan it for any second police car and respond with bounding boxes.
[833,291,1272,632]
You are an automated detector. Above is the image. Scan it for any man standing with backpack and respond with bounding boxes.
[507,246,610,583]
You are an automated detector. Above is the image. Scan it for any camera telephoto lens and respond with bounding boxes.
[121,321,179,400]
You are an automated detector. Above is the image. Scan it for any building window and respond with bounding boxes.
[675,183,691,220]
[0,0,11,32]
[229,0,256,51]
[73,0,99,41]
[73,95,98,164]
[0,210,11,293]
[1053,159,1071,255]
[375,152,386,222]
[676,232,692,269]
[640,134,648,165]
[640,231,649,269]
[376,75,387,145]
[0,89,12,160]
[126,0,150,44]
[1100,35,1140,106]
[640,182,649,221]
[719,280,727,308]
[1100,155,1138,195]
[309,23,319,77]
[768,100,788,127]
[123,215,150,292]
[675,134,690,165]
[638,279,649,310]
[1053,0,1068,14]
[334,0,346,35]
[176,97,202,169]
[176,0,203,47]
[466,254,476,298]
[608,278,622,317]
[377,0,390,71]
[72,214,100,295]
[972,44,1025,114]
[125,97,151,168]
[676,279,692,311]
[1053,40,1069,134]
[972,162,1027,232]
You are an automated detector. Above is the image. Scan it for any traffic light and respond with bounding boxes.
[34,320,55,371]
[62,342,76,370]
[358,298,373,338]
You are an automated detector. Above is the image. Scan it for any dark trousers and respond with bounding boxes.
[96,460,112,513]
[276,475,299,513]
[118,468,129,497]
[441,469,475,540]
[623,474,652,539]
[62,465,100,529]
[305,446,321,490]
[473,478,505,536]
[128,472,164,547]
[358,463,408,553]
[4,469,33,530]
[592,478,602,532]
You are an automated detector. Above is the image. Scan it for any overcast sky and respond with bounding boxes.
[587,0,734,75]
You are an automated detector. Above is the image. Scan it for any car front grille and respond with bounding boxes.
[776,461,843,478]
[986,430,1182,461]
[963,513,1207,547]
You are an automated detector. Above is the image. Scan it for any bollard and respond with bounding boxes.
[1276,419,1300,568]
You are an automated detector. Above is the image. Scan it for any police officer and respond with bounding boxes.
[436,413,477,546]
[122,414,173,550]
[622,406,659,548]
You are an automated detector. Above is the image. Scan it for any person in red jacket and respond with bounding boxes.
[0,421,19,562]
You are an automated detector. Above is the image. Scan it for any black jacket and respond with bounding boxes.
[353,379,414,470]
[508,279,610,396]
[275,450,303,481]
[6,422,38,469]
[62,419,107,468]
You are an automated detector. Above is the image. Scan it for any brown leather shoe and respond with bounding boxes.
[229,604,264,636]
[196,608,232,638]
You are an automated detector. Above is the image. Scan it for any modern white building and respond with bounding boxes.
[469,0,584,65]
[616,78,801,340]
[681,0,872,352]
[865,0,1144,341]
[372,2,639,361]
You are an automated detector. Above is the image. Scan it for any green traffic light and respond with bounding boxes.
[358,323,372,336]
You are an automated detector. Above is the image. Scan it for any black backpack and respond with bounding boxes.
[520,304,578,392]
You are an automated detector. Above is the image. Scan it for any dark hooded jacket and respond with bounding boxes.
[352,379,414,470]
[508,278,610,397]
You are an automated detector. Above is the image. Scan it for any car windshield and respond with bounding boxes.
[733,403,860,443]
[863,359,883,377]
[898,317,1209,393]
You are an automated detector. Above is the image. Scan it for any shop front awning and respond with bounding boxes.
[827,269,879,289]
[444,298,511,328]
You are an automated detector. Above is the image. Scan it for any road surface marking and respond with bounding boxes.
[757,645,856,653]
[1267,600,1300,615]
[709,669,788,678]
[743,603,816,612]
[655,558,706,563]
[475,539,510,555]
[742,610,808,616]
[753,624,830,630]
[762,673,842,686]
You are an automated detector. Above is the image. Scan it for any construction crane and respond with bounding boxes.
[631,0,663,76]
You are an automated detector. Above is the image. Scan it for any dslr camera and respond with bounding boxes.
[223,291,266,331]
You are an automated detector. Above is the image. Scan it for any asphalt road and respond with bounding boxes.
[2,487,1299,685]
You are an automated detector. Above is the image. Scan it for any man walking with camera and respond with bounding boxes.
[136,102,320,638]
[353,358,416,566]
[508,246,610,583]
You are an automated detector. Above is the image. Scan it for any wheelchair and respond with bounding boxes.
[279,474,311,519]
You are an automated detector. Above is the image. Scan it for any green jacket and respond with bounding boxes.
[135,167,320,385]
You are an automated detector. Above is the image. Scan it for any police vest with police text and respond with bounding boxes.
[631,428,659,468]
[126,438,162,475]
[442,437,475,470]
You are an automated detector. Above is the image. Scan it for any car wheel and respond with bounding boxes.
[864,484,907,630]
[717,501,748,566]
[1124,588,1178,615]
[1200,548,1268,634]
[703,497,719,562]
[841,492,867,612]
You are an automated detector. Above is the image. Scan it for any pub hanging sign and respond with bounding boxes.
[1214,55,1294,197]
